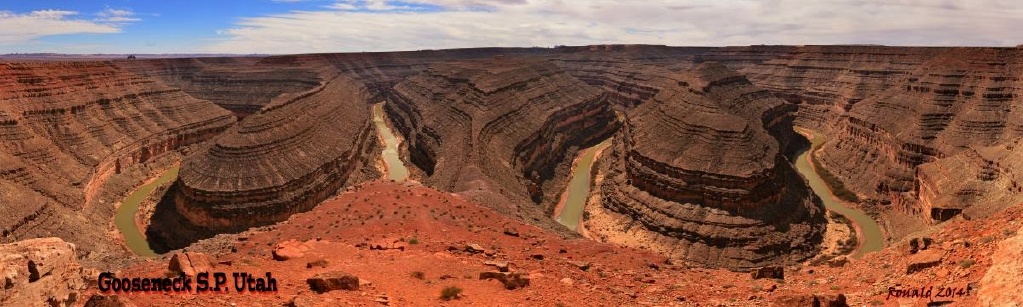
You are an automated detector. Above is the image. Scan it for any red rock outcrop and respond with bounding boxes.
[979,226,1023,305]
[0,237,85,306]
[172,73,377,231]
[596,63,826,269]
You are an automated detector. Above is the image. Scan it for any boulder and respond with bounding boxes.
[503,228,520,237]
[479,271,508,280]
[0,238,84,307]
[484,260,510,272]
[907,237,934,254]
[307,271,360,293]
[368,239,407,251]
[499,273,530,290]
[750,266,784,280]
[979,226,1023,306]
[905,249,942,274]
[826,256,849,268]
[479,271,530,290]
[168,252,214,277]
[465,244,486,254]
[569,261,591,271]
[771,293,848,307]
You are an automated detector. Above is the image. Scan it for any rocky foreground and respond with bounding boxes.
[2,180,1021,306]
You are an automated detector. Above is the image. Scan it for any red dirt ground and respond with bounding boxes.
[87,180,1023,306]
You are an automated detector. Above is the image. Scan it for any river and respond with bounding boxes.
[115,166,178,257]
[555,139,612,232]
[793,128,884,257]
[374,102,409,182]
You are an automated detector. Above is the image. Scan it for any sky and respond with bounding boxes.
[1,0,1022,54]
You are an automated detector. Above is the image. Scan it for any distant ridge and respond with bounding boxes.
[0,53,267,61]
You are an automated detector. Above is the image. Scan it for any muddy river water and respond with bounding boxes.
[115,166,178,257]
[555,139,612,231]
[794,128,884,257]
[374,102,409,182]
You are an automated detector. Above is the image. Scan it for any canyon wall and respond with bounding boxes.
[594,63,825,269]
[385,58,619,225]
[800,48,1023,224]
[172,73,377,231]
[693,46,1023,234]
[121,58,323,118]
[0,61,235,256]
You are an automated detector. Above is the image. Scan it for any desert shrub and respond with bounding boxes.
[411,271,425,280]
[960,260,976,269]
[408,237,420,244]
[307,259,329,268]
[440,286,463,301]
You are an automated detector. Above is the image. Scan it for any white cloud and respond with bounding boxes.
[202,0,1023,54]
[96,8,141,24]
[0,10,128,45]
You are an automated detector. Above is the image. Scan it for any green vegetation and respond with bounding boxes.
[960,260,976,269]
[440,286,463,301]
[408,237,420,244]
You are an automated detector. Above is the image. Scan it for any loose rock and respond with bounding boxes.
[307,271,360,293]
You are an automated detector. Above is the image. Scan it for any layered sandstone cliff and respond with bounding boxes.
[596,63,826,269]
[0,61,234,255]
[385,58,619,222]
[121,58,322,118]
[172,74,377,231]
[809,48,1023,224]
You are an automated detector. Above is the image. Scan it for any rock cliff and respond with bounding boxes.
[0,61,234,256]
[171,73,377,232]
[121,58,322,118]
[385,58,619,223]
[595,63,826,269]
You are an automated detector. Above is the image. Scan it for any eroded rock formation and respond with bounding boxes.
[385,58,619,223]
[0,61,234,256]
[0,237,85,307]
[172,74,377,231]
[804,48,1023,233]
[121,58,322,118]
[596,64,826,269]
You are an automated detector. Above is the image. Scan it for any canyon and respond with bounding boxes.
[1,45,1022,305]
